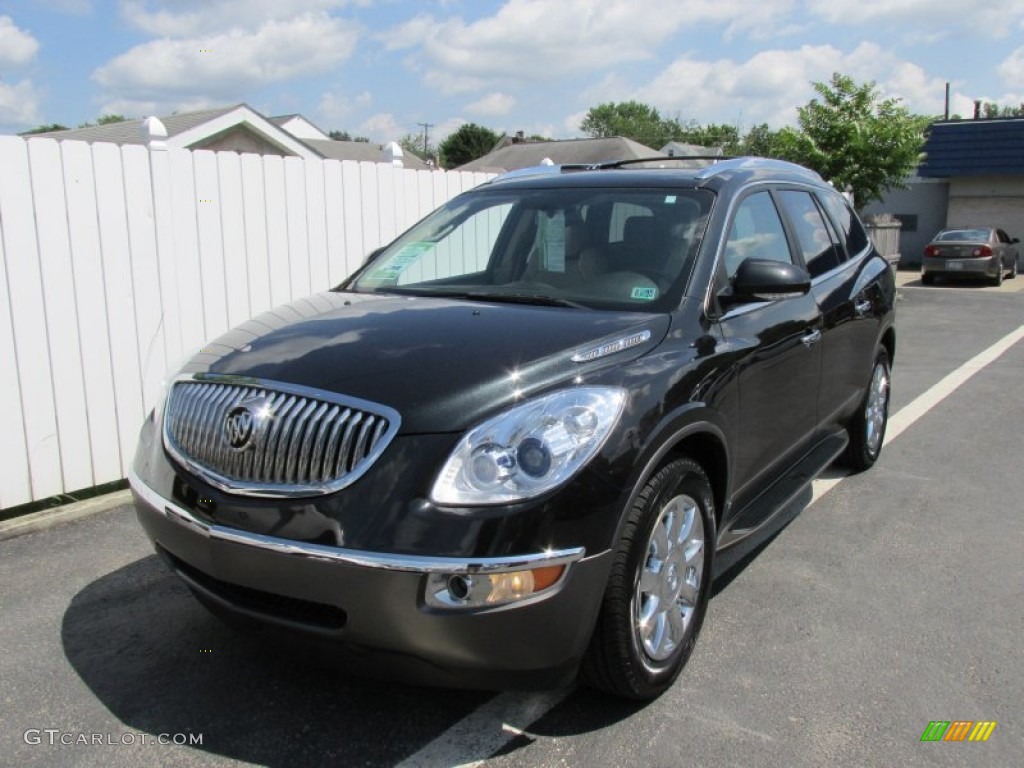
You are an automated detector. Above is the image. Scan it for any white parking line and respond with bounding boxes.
[394,687,575,768]
[400,323,1024,768]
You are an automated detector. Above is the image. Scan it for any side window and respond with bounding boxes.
[723,191,792,280]
[997,229,1010,244]
[778,190,843,278]
[820,190,870,257]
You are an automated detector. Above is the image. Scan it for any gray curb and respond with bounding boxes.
[0,490,133,542]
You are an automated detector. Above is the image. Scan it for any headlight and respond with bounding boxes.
[431,387,626,505]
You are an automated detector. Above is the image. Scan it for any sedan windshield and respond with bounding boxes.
[348,186,714,312]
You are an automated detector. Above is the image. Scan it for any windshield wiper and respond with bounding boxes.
[464,292,589,309]
[370,286,588,309]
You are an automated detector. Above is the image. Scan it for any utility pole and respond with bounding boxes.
[417,122,434,158]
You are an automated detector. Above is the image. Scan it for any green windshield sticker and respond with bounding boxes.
[665,195,677,204]
[370,242,434,280]
[631,286,657,301]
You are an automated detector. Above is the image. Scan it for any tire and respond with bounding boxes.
[921,273,935,286]
[581,457,715,700]
[1010,259,1018,279]
[991,265,1004,287]
[841,348,891,471]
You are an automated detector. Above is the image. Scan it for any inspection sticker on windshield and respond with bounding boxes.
[371,242,434,280]
[631,286,657,300]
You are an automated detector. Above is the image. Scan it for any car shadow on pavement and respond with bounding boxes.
[61,486,814,766]
[60,554,491,767]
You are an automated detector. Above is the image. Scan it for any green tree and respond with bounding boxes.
[580,101,684,148]
[328,130,370,142]
[76,113,130,128]
[676,122,741,153]
[735,123,782,157]
[399,132,435,160]
[439,123,500,168]
[20,123,69,135]
[981,101,1024,118]
[773,73,929,209]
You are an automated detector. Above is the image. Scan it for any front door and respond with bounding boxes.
[714,190,823,505]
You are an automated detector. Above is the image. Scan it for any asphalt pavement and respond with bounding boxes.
[1,281,1021,767]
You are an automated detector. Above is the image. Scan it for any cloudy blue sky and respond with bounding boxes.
[2,0,1024,143]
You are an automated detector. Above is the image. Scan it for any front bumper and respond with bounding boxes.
[130,470,611,690]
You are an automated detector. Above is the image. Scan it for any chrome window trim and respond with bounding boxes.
[702,180,870,317]
[162,373,401,498]
[129,469,585,574]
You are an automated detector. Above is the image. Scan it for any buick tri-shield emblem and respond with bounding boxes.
[224,403,259,450]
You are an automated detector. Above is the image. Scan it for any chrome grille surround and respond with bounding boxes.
[162,374,400,498]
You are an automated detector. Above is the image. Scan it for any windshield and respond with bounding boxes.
[347,186,715,312]
[936,229,990,242]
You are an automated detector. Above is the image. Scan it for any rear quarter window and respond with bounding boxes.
[819,190,870,257]
[777,190,844,278]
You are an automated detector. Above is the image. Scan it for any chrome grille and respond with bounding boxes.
[162,376,399,497]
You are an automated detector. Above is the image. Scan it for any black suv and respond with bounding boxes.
[130,158,895,700]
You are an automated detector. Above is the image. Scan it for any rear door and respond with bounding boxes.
[775,187,877,430]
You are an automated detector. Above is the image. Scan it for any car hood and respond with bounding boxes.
[180,291,669,433]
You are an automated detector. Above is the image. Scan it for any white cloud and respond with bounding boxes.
[434,116,468,143]
[634,42,956,128]
[383,0,796,94]
[97,96,221,119]
[93,13,358,100]
[806,0,1024,36]
[464,92,515,116]
[998,47,1024,89]
[0,16,40,67]
[317,91,352,126]
[120,0,360,36]
[563,109,589,136]
[357,112,403,141]
[0,79,42,129]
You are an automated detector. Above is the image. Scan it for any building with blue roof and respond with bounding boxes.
[864,117,1024,265]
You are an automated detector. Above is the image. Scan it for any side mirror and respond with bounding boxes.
[1012,237,1020,244]
[725,258,811,304]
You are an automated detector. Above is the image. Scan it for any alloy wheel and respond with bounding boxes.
[634,494,705,662]
[864,360,890,457]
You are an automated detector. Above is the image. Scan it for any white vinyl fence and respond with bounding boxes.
[0,135,493,509]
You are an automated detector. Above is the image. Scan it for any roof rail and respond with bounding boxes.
[693,156,823,181]
[488,163,591,184]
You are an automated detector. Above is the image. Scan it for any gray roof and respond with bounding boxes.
[661,141,723,158]
[457,136,663,172]
[304,139,432,170]
[28,105,243,145]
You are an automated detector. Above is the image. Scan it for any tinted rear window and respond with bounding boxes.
[820,190,870,257]
[778,190,845,278]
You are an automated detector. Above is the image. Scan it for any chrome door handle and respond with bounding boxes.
[801,329,822,348]
[854,298,872,317]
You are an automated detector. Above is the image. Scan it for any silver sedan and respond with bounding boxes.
[922,227,1019,286]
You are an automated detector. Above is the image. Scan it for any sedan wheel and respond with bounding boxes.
[582,457,714,700]
[992,265,1004,287]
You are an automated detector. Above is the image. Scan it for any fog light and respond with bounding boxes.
[447,574,472,601]
[425,564,568,609]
